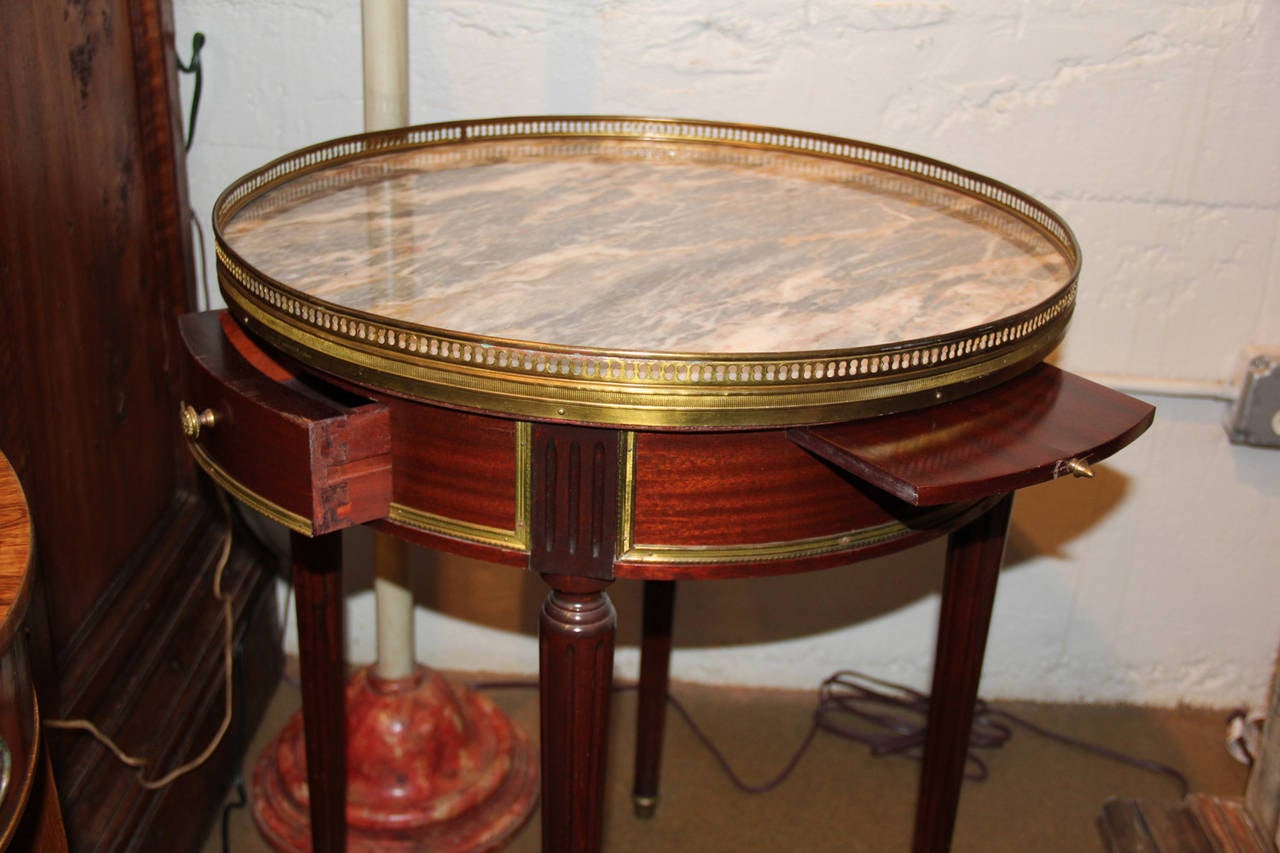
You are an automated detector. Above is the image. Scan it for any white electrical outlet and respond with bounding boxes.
[1226,347,1280,448]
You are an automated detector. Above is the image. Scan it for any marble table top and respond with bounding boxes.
[222,138,1071,355]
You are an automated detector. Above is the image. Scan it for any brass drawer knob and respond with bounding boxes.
[180,403,217,439]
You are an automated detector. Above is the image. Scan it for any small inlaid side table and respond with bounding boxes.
[0,452,68,851]
[180,117,1155,852]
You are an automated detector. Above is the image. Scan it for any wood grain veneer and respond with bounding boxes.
[389,405,521,535]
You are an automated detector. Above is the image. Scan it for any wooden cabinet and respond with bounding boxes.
[0,2,281,849]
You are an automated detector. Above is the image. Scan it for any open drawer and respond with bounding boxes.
[178,311,392,536]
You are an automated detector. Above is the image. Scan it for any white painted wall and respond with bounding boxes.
[174,0,1280,708]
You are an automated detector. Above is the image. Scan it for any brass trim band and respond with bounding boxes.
[373,424,980,567]
[618,431,638,556]
[215,115,1079,429]
[388,504,529,552]
[616,505,970,566]
[387,493,978,568]
[185,440,314,536]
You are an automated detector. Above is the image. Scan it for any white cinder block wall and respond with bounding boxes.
[174,0,1280,708]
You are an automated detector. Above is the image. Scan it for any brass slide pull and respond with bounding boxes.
[1065,458,1094,479]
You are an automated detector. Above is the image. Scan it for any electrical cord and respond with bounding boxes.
[45,490,237,789]
[471,668,1190,799]
[44,199,247,798]
[189,207,211,310]
[220,632,249,853]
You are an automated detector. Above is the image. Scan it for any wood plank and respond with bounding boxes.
[1190,794,1275,853]
[1099,796,1277,853]
[1098,797,1159,852]
[1137,798,1215,853]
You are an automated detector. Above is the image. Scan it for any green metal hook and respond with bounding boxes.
[176,32,206,151]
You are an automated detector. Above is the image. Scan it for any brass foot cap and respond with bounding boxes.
[633,796,658,819]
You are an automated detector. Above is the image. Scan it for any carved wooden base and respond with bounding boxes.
[251,665,537,852]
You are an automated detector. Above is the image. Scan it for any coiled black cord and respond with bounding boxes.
[473,669,1189,799]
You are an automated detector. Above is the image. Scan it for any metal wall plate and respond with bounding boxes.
[1226,348,1280,447]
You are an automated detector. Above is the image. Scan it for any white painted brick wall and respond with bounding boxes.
[175,0,1280,707]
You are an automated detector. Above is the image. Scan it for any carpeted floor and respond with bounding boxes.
[200,674,1247,852]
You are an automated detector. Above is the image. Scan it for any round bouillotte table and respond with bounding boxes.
[178,117,1154,852]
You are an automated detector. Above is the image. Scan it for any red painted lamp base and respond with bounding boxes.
[252,665,538,852]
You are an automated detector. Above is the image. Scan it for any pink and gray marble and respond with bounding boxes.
[223,139,1071,354]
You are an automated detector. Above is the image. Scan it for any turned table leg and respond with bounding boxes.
[539,575,616,853]
[530,422,624,852]
[633,579,676,818]
[913,494,1014,853]
[290,531,347,853]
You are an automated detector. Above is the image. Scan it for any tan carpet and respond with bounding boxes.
[200,675,1247,852]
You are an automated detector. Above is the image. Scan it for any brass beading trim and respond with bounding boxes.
[226,282,1070,428]
[215,115,1079,429]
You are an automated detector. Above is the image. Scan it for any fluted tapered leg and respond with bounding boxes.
[539,575,616,853]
